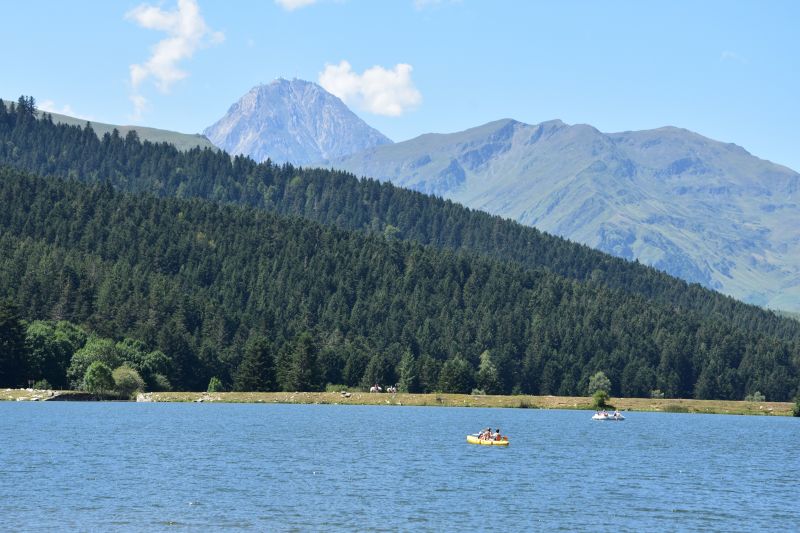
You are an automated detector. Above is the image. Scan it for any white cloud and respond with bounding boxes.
[126,0,223,119]
[38,100,93,121]
[275,0,318,10]
[129,94,150,122]
[721,50,748,64]
[319,60,422,116]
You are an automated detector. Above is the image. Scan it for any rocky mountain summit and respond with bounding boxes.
[204,79,392,165]
[326,119,800,311]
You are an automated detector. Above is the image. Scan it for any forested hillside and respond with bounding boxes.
[1,99,799,399]
[1,98,215,151]
[1,99,796,344]
[1,168,799,399]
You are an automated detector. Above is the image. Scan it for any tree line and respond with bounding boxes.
[0,299,166,396]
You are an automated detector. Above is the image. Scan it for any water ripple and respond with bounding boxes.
[0,403,798,531]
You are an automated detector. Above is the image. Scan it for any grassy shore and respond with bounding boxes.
[2,388,794,416]
[136,391,795,416]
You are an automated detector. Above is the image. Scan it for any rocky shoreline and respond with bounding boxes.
[2,389,111,402]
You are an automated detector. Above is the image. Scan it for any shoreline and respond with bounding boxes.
[2,388,794,416]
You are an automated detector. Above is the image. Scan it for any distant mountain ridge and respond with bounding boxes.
[204,79,392,165]
[1,98,215,152]
[326,118,800,311]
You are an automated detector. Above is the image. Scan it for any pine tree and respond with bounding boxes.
[16,95,36,116]
[233,336,275,392]
[397,350,419,393]
[284,332,318,391]
[361,353,395,389]
[438,357,475,394]
[0,300,30,387]
[476,350,501,394]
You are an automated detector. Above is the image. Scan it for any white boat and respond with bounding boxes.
[592,411,625,421]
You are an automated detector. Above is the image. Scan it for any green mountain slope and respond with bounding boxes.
[1,99,797,344]
[325,119,800,312]
[2,102,799,398]
[1,167,798,399]
[1,98,215,152]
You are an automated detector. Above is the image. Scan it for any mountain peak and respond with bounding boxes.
[205,79,392,165]
[260,77,325,95]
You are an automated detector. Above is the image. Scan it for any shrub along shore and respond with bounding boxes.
[1,388,794,416]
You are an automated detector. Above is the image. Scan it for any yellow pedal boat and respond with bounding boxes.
[467,434,509,446]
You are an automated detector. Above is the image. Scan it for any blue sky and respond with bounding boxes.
[2,0,798,170]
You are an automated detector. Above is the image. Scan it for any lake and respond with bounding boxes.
[1,403,798,531]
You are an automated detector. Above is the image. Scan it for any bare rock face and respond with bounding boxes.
[204,79,392,165]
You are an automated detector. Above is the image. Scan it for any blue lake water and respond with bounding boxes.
[1,402,798,531]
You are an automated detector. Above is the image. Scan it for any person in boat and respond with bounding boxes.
[495,428,501,441]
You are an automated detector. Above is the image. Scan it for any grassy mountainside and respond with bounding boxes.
[1,98,215,152]
[326,119,800,311]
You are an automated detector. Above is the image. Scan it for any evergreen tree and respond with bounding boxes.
[207,376,224,392]
[438,357,475,394]
[476,350,501,394]
[233,336,275,392]
[397,350,420,393]
[361,353,395,389]
[342,342,370,387]
[284,332,318,391]
[16,95,36,116]
[0,299,29,387]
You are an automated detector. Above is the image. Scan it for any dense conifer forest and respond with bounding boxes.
[2,99,796,343]
[0,98,798,399]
